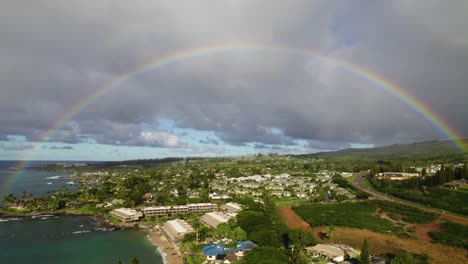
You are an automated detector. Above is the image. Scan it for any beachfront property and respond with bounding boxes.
[110,208,143,223]
[199,211,233,228]
[142,206,172,217]
[219,202,242,214]
[160,219,194,244]
[141,203,218,218]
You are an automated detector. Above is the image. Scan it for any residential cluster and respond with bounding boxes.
[376,172,420,180]
[208,172,355,201]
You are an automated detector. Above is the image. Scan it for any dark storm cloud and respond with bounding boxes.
[1,1,467,151]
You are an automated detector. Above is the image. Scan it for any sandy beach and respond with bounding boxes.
[147,227,184,264]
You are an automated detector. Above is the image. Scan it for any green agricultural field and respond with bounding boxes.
[429,221,468,249]
[274,198,307,207]
[293,200,438,238]
[385,187,468,216]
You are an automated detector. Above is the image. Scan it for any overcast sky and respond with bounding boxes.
[1,1,467,160]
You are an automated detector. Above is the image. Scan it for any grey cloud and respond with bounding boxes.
[0,143,35,151]
[253,143,270,149]
[46,146,75,150]
[199,138,220,145]
[0,1,467,152]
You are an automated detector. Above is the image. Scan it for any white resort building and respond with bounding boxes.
[199,211,233,228]
[220,202,243,214]
[110,208,143,223]
[160,219,195,244]
[142,206,171,217]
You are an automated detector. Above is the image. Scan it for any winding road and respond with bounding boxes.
[353,174,468,225]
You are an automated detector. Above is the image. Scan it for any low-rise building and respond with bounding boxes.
[271,191,291,197]
[235,240,257,257]
[377,172,420,180]
[188,203,218,213]
[202,244,228,261]
[142,206,171,217]
[220,202,243,214]
[199,212,232,228]
[110,208,143,223]
[296,192,308,198]
[305,244,358,263]
[169,205,189,215]
[160,219,195,244]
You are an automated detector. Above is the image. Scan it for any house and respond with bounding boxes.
[304,244,345,262]
[188,191,200,199]
[252,191,263,197]
[143,193,154,202]
[271,191,291,197]
[235,240,257,257]
[296,192,308,198]
[203,244,228,261]
[444,179,467,189]
[202,241,255,262]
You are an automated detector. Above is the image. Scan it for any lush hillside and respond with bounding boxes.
[304,139,468,161]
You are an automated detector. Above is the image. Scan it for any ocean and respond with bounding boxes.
[0,161,164,264]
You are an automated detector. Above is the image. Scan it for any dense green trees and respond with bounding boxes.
[241,247,290,264]
[121,176,151,206]
[359,239,370,264]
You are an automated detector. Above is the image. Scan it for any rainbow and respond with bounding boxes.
[3,43,466,194]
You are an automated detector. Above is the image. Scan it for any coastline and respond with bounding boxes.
[147,227,184,264]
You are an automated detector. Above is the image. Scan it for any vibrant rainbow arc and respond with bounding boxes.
[4,43,466,194]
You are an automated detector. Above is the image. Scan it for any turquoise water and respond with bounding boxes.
[0,216,163,264]
[0,163,163,264]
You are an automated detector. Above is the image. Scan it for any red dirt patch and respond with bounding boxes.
[278,206,468,264]
[277,206,314,233]
[413,221,441,242]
